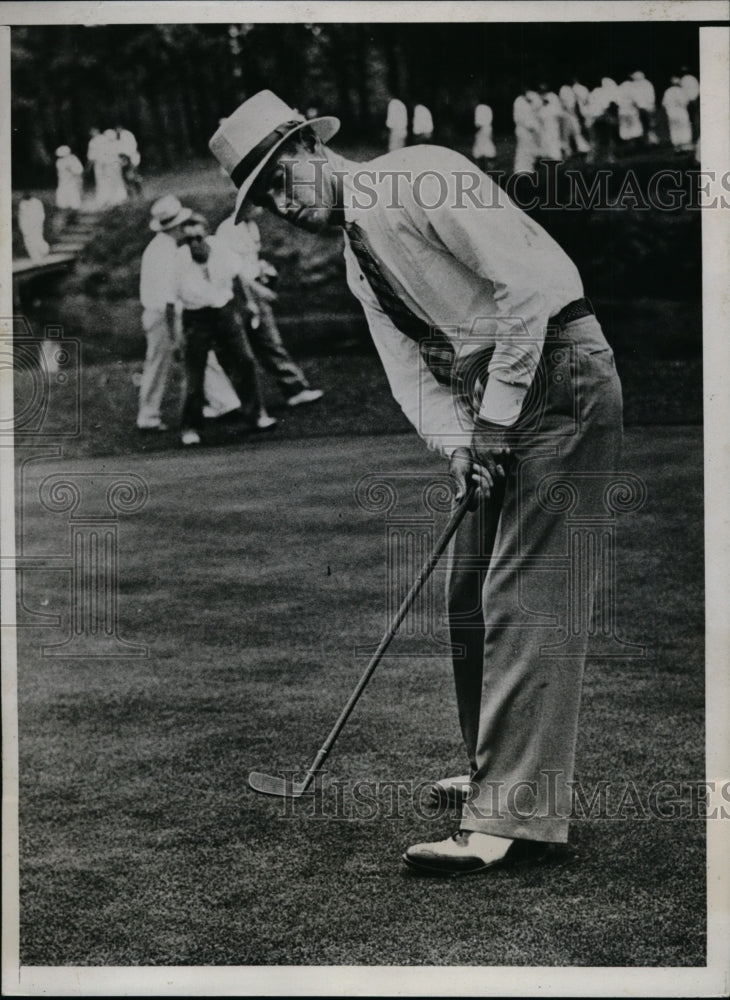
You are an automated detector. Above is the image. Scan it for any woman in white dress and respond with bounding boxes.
[18,194,49,260]
[55,146,83,211]
[536,86,563,161]
[385,98,408,151]
[97,129,128,207]
[472,102,496,170]
[513,91,541,173]
[617,78,643,147]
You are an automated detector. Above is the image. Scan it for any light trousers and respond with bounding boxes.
[137,309,173,428]
[447,315,623,842]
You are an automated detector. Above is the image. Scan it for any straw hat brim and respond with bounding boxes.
[149,206,193,232]
[233,115,339,223]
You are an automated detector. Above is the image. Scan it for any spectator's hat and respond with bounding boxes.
[149,194,193,232]
[208,89,340,222]
[55,145,71,157]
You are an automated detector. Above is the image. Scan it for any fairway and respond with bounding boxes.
[16,426,704,967]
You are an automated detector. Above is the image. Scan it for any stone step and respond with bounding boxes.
[50,243,85,254]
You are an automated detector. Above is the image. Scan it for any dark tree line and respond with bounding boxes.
[11,21,698,185]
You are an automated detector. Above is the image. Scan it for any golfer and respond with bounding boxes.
[210,91,623,875]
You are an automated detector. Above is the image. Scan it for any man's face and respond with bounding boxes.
[167,223,188,246]
[248,135,337,233]
[183,225,210,262]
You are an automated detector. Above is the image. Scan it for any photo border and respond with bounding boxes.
[1,3,728,996]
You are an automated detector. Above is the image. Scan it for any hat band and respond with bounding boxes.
[156,211,181,226]
[230,119,304,190]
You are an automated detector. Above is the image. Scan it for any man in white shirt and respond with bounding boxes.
[137,195,192,431]
[210,92,623,875]
[216,207,324,408]
[175,214,266,445]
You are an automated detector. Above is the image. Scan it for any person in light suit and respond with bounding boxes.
[209,91,623,875]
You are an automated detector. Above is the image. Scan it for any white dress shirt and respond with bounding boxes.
[175,235,238,311]
[216,215,262,283]
[139,232,179,312]
[333,146,583,456]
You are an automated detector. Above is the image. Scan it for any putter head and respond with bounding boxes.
[248,770,314,798]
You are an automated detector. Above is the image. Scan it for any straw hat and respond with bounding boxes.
[149,195,193,232]
[209,90,339,221]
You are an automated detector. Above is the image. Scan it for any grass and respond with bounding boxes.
[12,298,702,467]
[16,426,705,966]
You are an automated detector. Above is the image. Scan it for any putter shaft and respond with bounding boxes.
[249,479,484,798]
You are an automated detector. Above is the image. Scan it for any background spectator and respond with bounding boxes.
[54,144,83,216]
[472,101,496,171]
[679,66,700,143]
[663,75,693,152]
[385,97,408,151]
[412,103,434,143]
[136,194,192,431]
[513,87,541,173]
[17,192,49,260]
[216,206,324,410]
[617,76,643,151]
[175,213,268,445]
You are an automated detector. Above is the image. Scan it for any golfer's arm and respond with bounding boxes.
[364,303,468,457]
[420,188,551,427]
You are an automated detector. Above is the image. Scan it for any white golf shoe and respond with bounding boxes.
[403,831,514,876]
[286,388,324,407]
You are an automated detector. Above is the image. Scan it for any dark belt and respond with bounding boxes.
[552,297,594,327]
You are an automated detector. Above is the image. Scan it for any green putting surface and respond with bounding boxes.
[14,427,705,966]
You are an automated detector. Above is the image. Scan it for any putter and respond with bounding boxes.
[249,476,482,799]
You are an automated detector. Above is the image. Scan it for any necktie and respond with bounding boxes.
[344,221,455,389]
